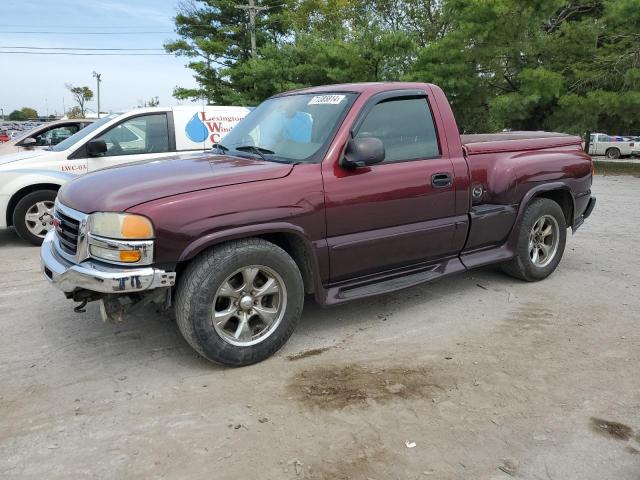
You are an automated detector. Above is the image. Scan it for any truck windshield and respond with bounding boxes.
[218,93,356,163]
[50,114,118,152]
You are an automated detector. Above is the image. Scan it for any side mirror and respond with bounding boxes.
[86,139,107,157]
[21,137,37,148]
[341,137,385,169]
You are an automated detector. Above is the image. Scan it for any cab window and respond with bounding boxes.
[355,98,439,163]
[96,114,169,157]
[34,125,80,146]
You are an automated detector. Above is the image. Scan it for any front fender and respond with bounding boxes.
[178,222,319,262]
[178,222,328,303]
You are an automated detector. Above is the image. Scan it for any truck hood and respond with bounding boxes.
[0,148,50,166]
[58,153,295,213]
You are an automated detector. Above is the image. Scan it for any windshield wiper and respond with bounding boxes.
[212,143,229,154]
[225,145,292,165]
[234,145,275,162]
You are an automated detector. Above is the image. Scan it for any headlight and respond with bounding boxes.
[88,212,153,239]
[87,212,154,265]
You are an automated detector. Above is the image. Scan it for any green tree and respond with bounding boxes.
[20,107,38,119]
[66,106,83,119]
[167,0,640,135]
[66,84,94,117]
[146,96,160,107]
[165,0,290,104]
[408,0,640,134]
[8,110,26,121]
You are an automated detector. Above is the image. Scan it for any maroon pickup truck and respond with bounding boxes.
[41,82,595,366]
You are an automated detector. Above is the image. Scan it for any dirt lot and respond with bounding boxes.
[1,176,639,480]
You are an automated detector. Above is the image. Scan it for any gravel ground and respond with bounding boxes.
[1,176,639,480]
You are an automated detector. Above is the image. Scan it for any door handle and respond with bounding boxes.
[431,172,452,188]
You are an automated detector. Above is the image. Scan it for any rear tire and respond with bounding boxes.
[501,198,566,282]
[605,147,621,159]
[12,190,57,246]
[175,238,304,366]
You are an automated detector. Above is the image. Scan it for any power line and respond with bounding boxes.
[0,31,173,35]
[0,46,166,51]
[0,24,177,28]
[0,51,171,56]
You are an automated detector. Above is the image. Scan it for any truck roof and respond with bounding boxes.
[274,82,435,96]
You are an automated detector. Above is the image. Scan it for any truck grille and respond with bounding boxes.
[55,209,80,255]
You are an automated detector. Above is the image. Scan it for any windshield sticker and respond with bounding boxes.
[308,95,346,105]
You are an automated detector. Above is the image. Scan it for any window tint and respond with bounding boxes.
[355,98,439,162]
[34,125,80,146]
[96,114,169,157]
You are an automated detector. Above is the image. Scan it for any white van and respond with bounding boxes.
[0,105,251,244]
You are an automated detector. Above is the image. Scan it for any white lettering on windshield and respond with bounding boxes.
[307,95,345,105]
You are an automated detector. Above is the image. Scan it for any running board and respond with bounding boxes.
[322,258,466,305]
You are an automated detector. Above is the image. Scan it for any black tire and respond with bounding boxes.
[12,189,57,246]
[605,147,621,159]
[174,238,304,366]
[501,198,567,282]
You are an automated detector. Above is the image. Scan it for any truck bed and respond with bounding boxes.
[462,131,582,155]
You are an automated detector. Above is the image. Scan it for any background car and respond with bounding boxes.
[0,119,94,155]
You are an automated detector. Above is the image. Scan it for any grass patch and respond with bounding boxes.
[593,161,640,177]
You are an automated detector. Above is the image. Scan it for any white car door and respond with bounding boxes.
[595,135,607,155]
[86,113,176,172]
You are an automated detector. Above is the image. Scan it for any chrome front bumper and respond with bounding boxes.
[41,231,176,294]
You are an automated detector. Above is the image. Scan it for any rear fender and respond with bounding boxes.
[507,182,575,248]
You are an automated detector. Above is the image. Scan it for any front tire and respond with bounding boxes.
[501,198,567,282]
[175,238,304,366]
[12,190,57,246]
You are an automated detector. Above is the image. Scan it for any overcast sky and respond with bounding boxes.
[0,0,201,117]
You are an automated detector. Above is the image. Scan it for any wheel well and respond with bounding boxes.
[535,189,573,227]
[257,233,315,295]
[6,184,60,227]
[175,232,317,296]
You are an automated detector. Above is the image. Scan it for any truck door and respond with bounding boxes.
[595,134,607,155]
[85,113,177,172]
[588,134,596,155]
[323,92,466,282]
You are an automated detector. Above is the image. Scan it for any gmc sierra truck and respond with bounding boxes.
[40,82,596,366]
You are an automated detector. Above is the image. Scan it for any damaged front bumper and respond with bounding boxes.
[41,230,176,294]
[572,195,596,232]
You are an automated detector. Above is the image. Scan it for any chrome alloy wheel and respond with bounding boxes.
[24,201,55,238]
[212,265,287,347]
[528,214,559,268]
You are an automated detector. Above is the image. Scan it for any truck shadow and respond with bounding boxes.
[36,263,507,372]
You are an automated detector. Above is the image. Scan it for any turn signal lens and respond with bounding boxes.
[121,215,153,239]
[119,250,142,262]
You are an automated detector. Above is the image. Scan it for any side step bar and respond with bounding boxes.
[323,257,466,305]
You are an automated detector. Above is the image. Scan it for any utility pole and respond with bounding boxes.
[93,71,102,118]
[235,0,268,57]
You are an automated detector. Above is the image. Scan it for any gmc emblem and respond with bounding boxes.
[53,217,62,234]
